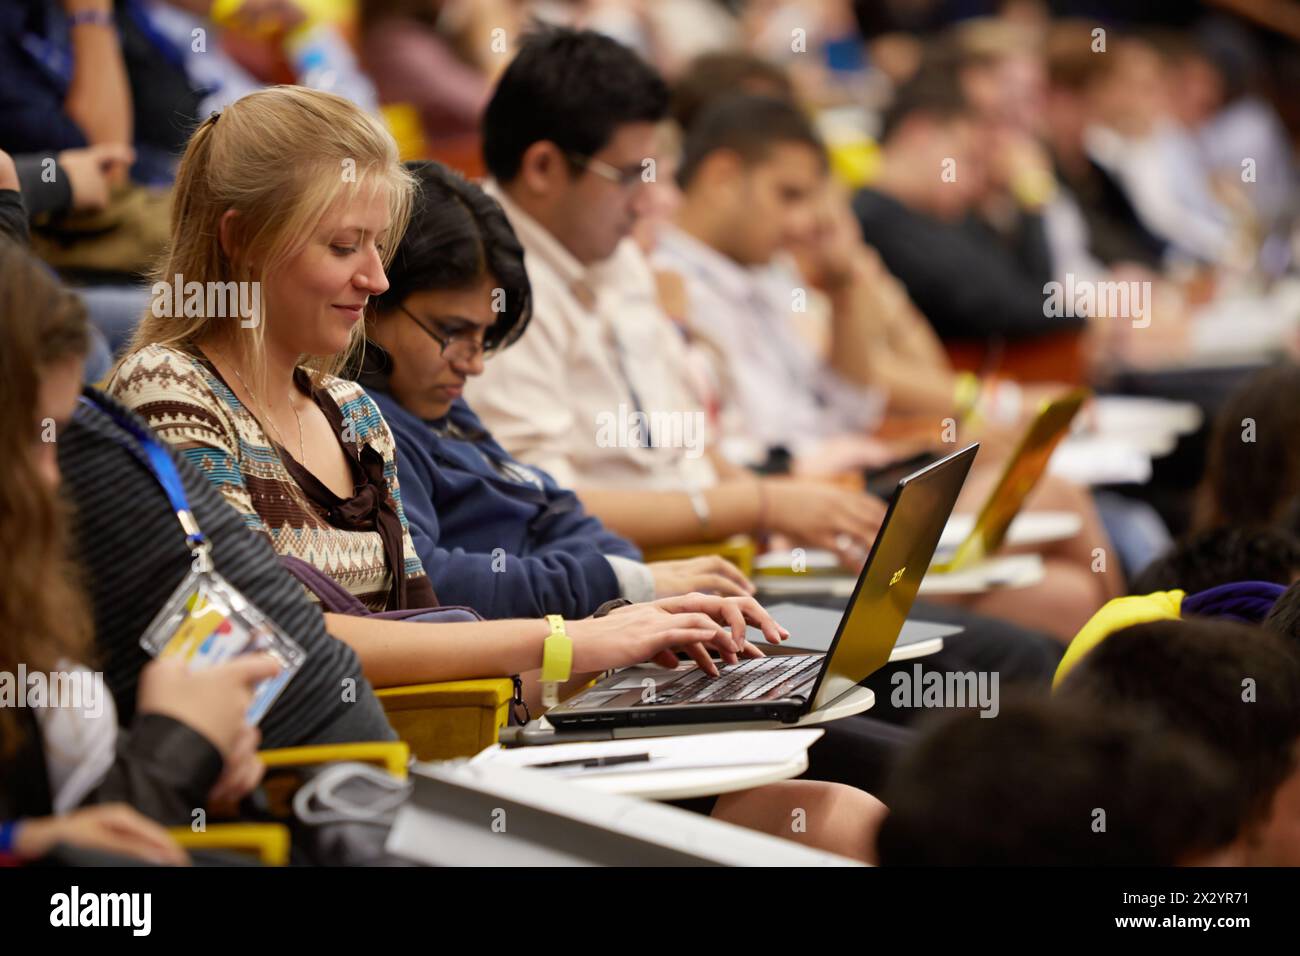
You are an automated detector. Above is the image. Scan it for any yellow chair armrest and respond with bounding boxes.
[642,534,756,578]
[375,678,513,762]
[168,823,290,866]
[259,741,410,779]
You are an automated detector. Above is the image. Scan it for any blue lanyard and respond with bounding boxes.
[79,395,209,559]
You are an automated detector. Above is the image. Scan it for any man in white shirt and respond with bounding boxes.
[656,93,952,476]
[464,25,1067,732]
[659,93,1130,641]
[469,26,887,564]
[656,224,887,471]
[479,183,713,492]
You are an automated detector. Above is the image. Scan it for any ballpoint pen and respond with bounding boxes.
[527,752,652,770]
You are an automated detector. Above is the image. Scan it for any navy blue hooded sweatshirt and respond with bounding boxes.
[369,388,643,619]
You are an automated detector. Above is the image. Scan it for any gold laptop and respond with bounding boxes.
[929,387,1090,574]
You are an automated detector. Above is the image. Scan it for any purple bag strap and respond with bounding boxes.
[279,555,483,622]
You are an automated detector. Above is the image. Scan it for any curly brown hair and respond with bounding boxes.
[0,240,94,757]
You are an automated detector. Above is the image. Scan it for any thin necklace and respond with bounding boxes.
[227,362,306,464]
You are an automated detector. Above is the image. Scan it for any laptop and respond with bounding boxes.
[929,387,1089,574]
[747,603,962,655]
[546,443,979,729]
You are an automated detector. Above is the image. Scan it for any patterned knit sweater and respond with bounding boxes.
[109,344,437,612]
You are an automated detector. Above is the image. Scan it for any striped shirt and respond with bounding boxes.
[108,344,437,612]
[59,389,395,749]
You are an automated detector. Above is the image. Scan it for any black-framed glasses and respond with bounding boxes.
[398,305,494,364]
[566,151,648,190]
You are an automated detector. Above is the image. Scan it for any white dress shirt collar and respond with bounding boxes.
[484,179,596,306]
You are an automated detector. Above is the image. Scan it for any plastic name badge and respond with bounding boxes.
[139,566,307,726]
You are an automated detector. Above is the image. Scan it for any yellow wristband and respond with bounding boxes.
[541,615,572,709]
[540,615,572,710]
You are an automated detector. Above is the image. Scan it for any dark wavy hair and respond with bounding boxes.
[372,161,532,353]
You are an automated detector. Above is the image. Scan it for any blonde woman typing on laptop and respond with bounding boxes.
[106,87,791,709]
[102,88,892,860]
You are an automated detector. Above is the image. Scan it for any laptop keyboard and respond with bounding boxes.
[645,655,823,706]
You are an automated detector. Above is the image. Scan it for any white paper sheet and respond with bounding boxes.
[471,729,825,777]
[1049,436,1153,485]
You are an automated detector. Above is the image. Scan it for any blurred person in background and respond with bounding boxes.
[470,25,895,565]
[359,0,512,147]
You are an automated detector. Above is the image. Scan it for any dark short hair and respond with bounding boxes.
[373,161,531,353]
[878,67,970,143]
[1264,581,1300,657]
[1057,617,1300,824]
[877,696,1244,865]
[677,94,825,189]
[670,52,795,133]
[481,25,669,183]
[1198,363,1300,529]
[1130,525,1300,595]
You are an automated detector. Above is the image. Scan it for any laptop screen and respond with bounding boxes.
[947,388,1088,570]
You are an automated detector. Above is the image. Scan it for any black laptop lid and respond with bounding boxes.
[806,444,979,711]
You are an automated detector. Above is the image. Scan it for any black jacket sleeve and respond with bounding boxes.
[84,713,225,826]
[14,154,74,219]
[0,189,28,244]
[0,709,56,820]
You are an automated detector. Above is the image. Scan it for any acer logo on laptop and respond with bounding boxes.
[889,567,906,587]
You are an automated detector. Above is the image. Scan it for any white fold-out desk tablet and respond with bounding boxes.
[471,729,826,801]
[937,509,1082,552]
[917,552,1046,595]
[757,552,1045,599]
[497,685,875,800]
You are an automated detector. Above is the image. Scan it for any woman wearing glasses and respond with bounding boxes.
[107,88,789,702]
[360,160,754,620]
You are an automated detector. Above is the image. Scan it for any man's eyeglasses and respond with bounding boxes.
[566,151,648,190]
[398,305,495,364]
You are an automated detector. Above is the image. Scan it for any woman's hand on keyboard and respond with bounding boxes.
[569,603,737,676]
[571,595,787,676]
[649,593,789,656]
